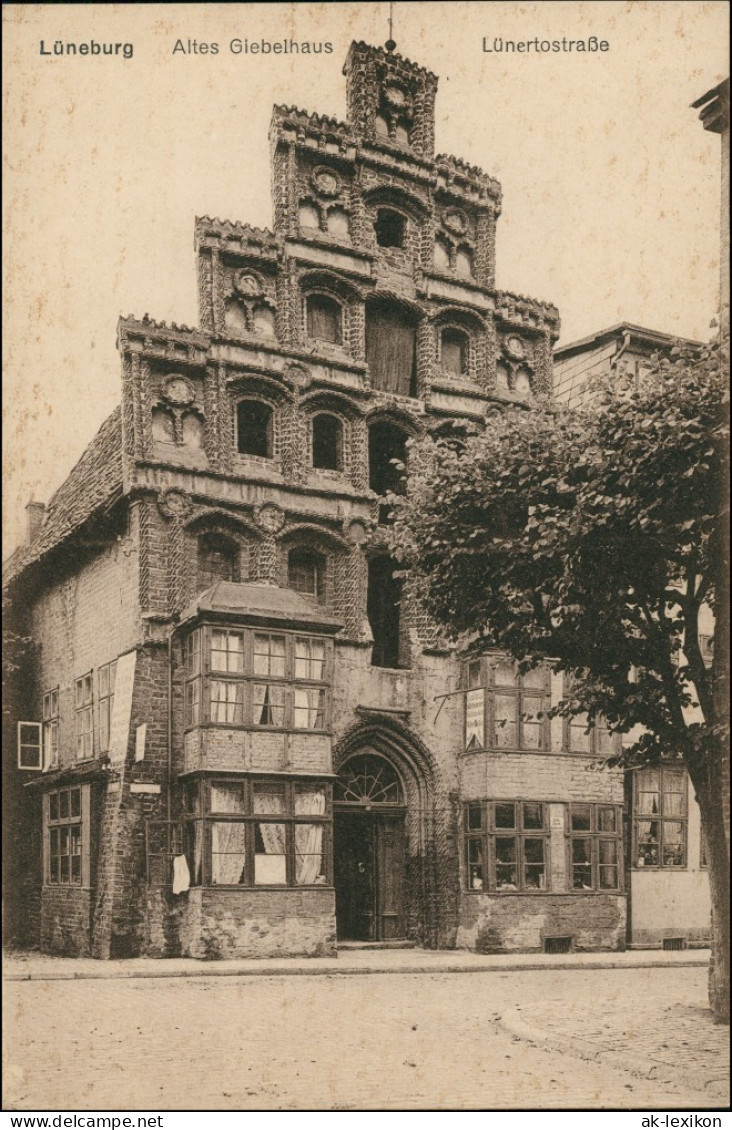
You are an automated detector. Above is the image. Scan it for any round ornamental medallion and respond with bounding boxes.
[443,208,469,237]
[158,487,193,521]
[163,375,195,406]
[384,83,407,109]
[233,270,263,298]
[504,335,527,360]
[312,167,340,197]
[254,502,285,534]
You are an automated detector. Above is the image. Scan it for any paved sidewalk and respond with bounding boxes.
[498,990,730,1106]
[3,945,711,981]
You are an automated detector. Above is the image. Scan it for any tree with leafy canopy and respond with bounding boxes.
[389,334,729,1023]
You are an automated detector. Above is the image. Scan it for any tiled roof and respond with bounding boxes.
[3,406,123,586]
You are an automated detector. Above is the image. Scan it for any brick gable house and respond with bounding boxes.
[5,40,684,960]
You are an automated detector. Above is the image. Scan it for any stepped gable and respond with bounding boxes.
[3,406,123,585]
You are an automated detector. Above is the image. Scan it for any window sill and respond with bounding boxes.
[463,888,622,897]
[193,884,334,892]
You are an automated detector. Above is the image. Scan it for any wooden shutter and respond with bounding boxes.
[366,304,417,396]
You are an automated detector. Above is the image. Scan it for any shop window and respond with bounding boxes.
[374,208,407,249]
[184,627,329,732]
[98,661,117,755]
[74,672,93,761]
[288,547,324,599]
[465,801,549,892]
[633,766,687,868]
[197,533,239,589]
[42,688,59,769]
[366,299,418,397]
[441,327,469,375]
[183,777,330,888]
[306,294,343,345]
[312,414,343,471]
[367,556,404,669]
[568,804,622,890]
[237,399,273,458]
[46,786,86,886]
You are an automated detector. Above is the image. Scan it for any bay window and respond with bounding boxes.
[184,626,329,731]
[462,658,550,752]
[464,800,549,892]
[567,803,622,890]
[182,777,331,887]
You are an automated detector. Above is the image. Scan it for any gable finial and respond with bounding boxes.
[386,1,396,52]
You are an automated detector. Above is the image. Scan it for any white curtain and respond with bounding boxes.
[295,788,325,885]
[211,822,246,884]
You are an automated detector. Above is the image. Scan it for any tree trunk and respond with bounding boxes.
[690,759,730,1024]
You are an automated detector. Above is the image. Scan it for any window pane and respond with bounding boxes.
[572,838,592,889]
[60,856,70,883]
[521,667,545,690]
[522,803,544,830]
[253,785,286,815]
[494,661,518,687]
[253,684,286,726]
[570,716,591,751]
[70,789,81,818]
[662,771,686,816]
[636,820,660,866]
[50,793,59,821]
[211,631,244,674]
[467,837,485,889]
[253,636,286,678]
[495,836,518,889]
[254,823,287,884]
[662,822,685,867]
[465,689,485,749]
[467,803,483,831]
[211,822,247,884]
[210,783,246,814]
[495,803,516,829]
[294,638,326,681]
[523,838,546,889]
[210,681,244,724]
[522,698,544,749]
[295,824,325,884]
[571,805,591,832]
[293,687,325,729]
[50,827,59,854]
[598,807,617,833]
[294,787,326,816]
[495,695,518,748]
[59,791,69,819]
[597,725,615,755]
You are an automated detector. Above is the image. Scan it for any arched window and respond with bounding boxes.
[514,367,533,399]
[374,209,406,249]
[375,114,390,137]
[441,328,469,375]
[312,414,343,471]
[198,533,239,589]
[152,407,176,443]
[224,298,249,337]
[298,202,320,230]
[434,239,451,271]
[496,363,511,393]
[394,123,410,146]
[306,294,342,344]
[455,248,473,279]
[326,208,350,238]
[288,547,324,599]
[181,412,204,448]
[334,754,403,805]
[367,556,404,669]
[237,400,273,458]
[252,305,276,337]
[366,299,418,397]
[369,420,408,524]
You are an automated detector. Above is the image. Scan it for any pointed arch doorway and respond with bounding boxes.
[333,752,406,941]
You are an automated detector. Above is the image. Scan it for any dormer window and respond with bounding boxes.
[441,328,469,376]
[375,209,407,249]
[312,414,343,471]
[237,400,273,458]
[306,294,342,345]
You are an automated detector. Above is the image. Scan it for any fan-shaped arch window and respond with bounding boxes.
[496,363,511,393]
[434,238,451,271]
[288,547,325,600]
[441,327,469,375]
[514,367,533,399]
[334,754,403,806]
[237,400,273,458]
[181,412,204,448]
[326,208,350,238]
[152,407,176,443]
[375,208,407,249]
[224,298,249,337]
[298,202,321,230]
[252,305,276,338]
[375,114,390,137]
[312,413,343,471]
[306,294,343,344]
[198,533,240,589]
[455,248,474,279]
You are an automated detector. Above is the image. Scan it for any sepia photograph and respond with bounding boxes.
[2,0,729,1116]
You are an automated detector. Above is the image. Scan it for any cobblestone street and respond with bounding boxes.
[3,964,729,1110]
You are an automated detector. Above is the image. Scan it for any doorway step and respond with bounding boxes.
[337,940,416,950]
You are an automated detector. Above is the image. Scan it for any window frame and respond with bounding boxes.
[184,626,331,733]
[632,765,688,870]
[197,532,240,589]
[566,803,623,892]
[45,785,89,887]
[374,207,408,249]
[74,672,94,762]
[305,293,343,346]
[440,326,470,376]
[98,662,117,755]
[236,398,274,459]
[42,688,59,769]
[183,776,333,889]
[311,413,344,472]
[464,800,551,893]
[287,546,326,600]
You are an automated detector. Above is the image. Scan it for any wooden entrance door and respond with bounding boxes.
[334,810,406,941]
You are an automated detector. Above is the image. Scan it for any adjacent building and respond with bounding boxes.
[3,40,706,960]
